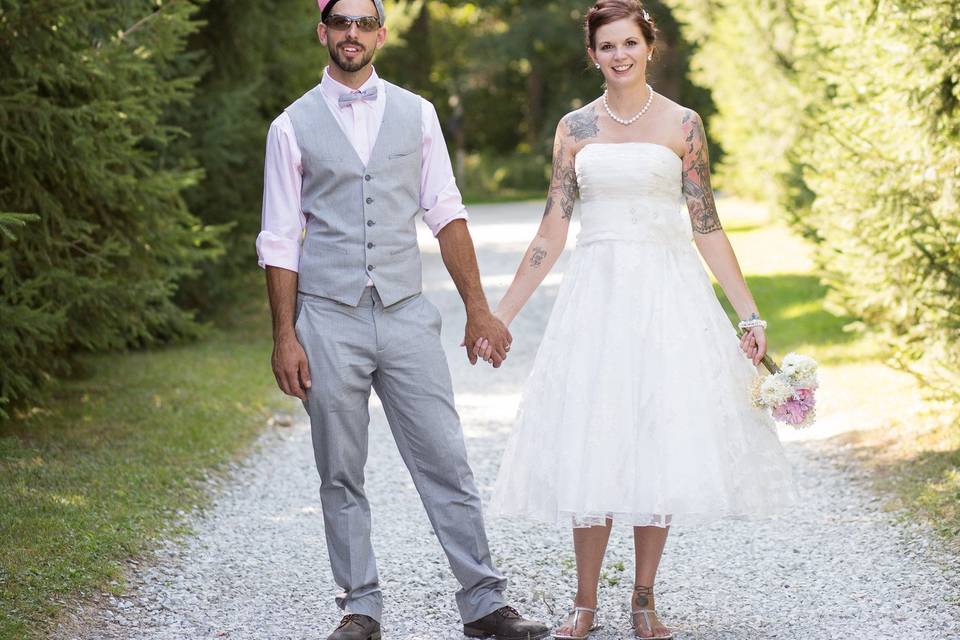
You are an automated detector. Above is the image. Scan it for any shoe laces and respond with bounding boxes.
[496,606,521,619]
[338,614,368,630]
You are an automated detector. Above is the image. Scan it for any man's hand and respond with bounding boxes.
[272,333,312,400]
[464,309,512,368]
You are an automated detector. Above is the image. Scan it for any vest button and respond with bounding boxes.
[367,220,375,226]
[364,174,372,181]
[366,197,374,204]
[367,242,374,249]
[367,265,374,271]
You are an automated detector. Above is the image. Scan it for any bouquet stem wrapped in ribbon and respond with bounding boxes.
[737,328,819,429]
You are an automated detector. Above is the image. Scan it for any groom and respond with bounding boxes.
[257,1,547,639]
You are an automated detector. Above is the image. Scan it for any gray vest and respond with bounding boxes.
[286,80,424,307]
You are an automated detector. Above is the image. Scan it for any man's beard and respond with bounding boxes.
[328,40,376,73]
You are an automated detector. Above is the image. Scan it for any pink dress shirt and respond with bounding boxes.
[256,67,469,273]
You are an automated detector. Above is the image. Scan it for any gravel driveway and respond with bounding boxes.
[56,202,960,640]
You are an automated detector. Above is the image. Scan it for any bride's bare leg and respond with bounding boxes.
[554,520,612,637]
[633,525,668,586]
[632,526,671,638]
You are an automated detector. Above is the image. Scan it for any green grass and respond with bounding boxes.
[0,276,286,639]
[875,426,960,545]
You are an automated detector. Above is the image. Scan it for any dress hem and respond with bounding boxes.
[486,501,796,529]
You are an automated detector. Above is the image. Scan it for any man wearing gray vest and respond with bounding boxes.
[257,1,549,639]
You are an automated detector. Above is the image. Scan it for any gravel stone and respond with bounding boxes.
[54,203,960,640]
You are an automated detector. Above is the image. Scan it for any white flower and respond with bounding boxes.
[759,373,794,406]
[781,352,818,387]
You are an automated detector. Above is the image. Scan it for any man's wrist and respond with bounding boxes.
[464,300,490,317]
[274,326,298,343]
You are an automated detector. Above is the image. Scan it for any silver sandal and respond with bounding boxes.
[553,606,601,640]
[631,586,672,640]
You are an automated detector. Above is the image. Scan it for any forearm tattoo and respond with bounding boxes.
[681,110,722,234]
[529,247,548,268]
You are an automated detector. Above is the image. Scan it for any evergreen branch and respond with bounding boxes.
[117,0,187,42]
[0,212,40,241]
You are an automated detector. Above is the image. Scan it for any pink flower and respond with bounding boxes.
[771,387,816,426]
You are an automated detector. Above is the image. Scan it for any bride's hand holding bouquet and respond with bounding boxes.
[737,316,818,429]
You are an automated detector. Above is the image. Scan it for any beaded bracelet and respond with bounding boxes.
[738,312,768,331]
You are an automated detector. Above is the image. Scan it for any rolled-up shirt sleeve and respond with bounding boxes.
[420,100,469,236]
[256,113,305,271]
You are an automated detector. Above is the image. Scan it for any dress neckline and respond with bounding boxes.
[575,141,683,165]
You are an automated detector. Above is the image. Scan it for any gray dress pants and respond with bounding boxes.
[295,287,507,623]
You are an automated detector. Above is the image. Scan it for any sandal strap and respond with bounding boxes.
[631,608,660,629]
[553,607,600,640]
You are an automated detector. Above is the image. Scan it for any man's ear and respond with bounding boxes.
[375,26,388,50]
[317,22,328,46]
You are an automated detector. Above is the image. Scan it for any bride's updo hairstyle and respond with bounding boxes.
[584,0,657,51]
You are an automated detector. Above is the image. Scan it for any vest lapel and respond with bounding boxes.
[312,84,367,170]
[367,83,402,170]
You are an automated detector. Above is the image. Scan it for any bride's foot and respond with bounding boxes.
[630,586,672,640]
[553,604,599,640]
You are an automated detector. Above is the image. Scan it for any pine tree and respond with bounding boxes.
[174,0,319,311]
[0,0,222,417]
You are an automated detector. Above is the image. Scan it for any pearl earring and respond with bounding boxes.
[595,63,601,69]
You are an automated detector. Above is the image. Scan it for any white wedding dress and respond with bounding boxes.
[488,142,797,527]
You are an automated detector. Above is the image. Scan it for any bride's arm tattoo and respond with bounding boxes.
[681,110,722,234]
[542,106,597,222]
[545,136,578,222]
[529,247,548,268]
[564,105,600,142]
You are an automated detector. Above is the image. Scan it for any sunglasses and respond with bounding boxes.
[325,14,381,32]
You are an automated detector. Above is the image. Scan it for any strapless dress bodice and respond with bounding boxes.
[574,142,690,247]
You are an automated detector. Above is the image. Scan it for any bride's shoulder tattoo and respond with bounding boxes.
[681,109,722,234]
[563,105,600,142]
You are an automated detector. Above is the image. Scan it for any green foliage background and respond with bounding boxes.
[0,0,223,418]
[666,0,960,408]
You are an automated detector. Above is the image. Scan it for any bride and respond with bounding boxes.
[476,1,797,638]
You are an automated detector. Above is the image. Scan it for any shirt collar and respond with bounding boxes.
[320,66,381,104]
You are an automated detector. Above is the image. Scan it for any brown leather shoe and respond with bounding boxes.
[327,614,381,640]
[463,605,550,640]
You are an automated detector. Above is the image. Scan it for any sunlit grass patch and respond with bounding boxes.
[832,410,960,550]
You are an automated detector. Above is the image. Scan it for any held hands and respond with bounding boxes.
[739,325,767,366]
[461,308,512,368]
[272,333,312,400]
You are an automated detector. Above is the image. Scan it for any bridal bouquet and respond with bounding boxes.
[739,329,819,429]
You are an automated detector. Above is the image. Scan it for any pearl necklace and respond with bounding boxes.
[603,84,654,126]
